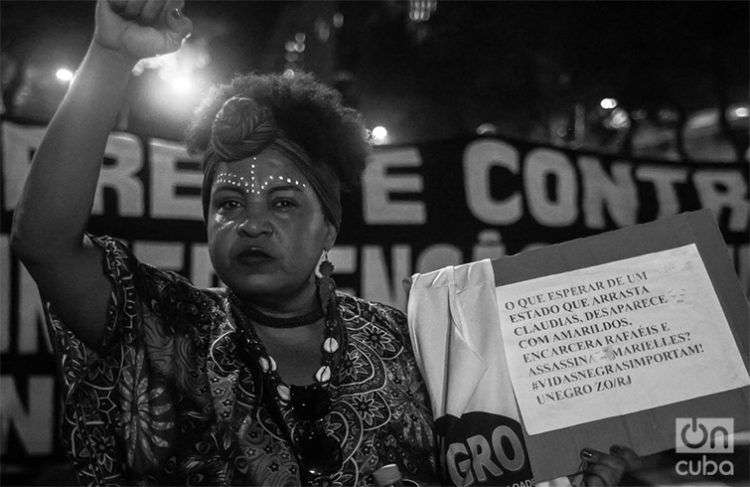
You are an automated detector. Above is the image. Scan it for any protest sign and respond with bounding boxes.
[492,209,750,481]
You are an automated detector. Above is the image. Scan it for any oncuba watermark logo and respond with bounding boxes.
[675,418,734,477]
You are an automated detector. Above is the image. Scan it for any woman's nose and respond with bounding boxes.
[237,207,272,237]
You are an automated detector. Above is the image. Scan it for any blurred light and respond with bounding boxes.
[333,12,344,28]
[687,110,718,130]
[372,126,388,144]
[600,98,618,110]
[55,68,74,83]
[631,109,647,120]
[132,38,211,77]
[476,123,499,135]
[294,32,306,44]
[409,0,437,22]
[725,104,749,124]
[168,75,194,95]
[606,108,630,130]
[285,41,296,52]
[315,18,331,42]
[283,69,295,78]
[145,69,205,121]
[657,108,679,124]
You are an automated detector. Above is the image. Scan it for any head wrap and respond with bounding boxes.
[201,96,342,230]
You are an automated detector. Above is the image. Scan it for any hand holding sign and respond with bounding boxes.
[575,445,642,486]
[490,210,750,482]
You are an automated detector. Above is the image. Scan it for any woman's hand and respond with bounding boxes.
[579,445,642,486]
[93,0,193,62]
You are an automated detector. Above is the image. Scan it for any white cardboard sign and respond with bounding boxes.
[495,243,750,435]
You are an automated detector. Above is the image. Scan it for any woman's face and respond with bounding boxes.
[207,147,336,302]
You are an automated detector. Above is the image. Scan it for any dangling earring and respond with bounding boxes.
[316,249,336,312]
[317,249,334,277]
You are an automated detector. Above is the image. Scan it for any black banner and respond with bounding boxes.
[1,120,747,472]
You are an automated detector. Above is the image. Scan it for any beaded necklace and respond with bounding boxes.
[227,288,346,481]
[228,289,345,397]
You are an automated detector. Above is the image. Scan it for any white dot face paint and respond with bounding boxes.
[205,146,334,313]
[212,166,308,197]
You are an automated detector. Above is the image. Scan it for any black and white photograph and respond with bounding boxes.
[1,1,748,486]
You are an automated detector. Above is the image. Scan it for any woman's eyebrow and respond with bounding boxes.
[211,184,245,194]
[268,184,303,193]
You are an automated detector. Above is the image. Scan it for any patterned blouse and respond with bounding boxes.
[44,235,438,486]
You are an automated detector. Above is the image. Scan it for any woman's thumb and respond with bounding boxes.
[164,3,193,40]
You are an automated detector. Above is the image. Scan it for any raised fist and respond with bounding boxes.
[94,0,193,61]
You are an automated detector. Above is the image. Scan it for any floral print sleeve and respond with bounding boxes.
[43,234,212,485]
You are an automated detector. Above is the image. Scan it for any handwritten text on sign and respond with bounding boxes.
[495,244,750,435]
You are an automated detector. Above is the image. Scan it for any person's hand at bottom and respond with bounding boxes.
[579,445,641,486]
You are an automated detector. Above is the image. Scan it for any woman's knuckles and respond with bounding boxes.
[118,18,189,58]
[124,0,147,18]
[139,0,164,24]
[98,0,189,58]
[613,446,641,470]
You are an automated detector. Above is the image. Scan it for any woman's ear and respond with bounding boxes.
[324,221,337,251]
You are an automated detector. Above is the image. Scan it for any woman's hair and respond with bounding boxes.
[185,72,370,192]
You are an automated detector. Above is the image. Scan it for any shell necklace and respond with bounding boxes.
[227,289,345,407]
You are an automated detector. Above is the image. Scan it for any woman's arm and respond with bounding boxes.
[10,0,191,348]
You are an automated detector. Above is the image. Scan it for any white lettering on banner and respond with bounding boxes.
[416,244,462,274]
[133,241,184,272]
[3,124,747,234]
[1,123,45,210]
[18,264,51,354]
[460,136,748,234]
[635,166,688,219]
[0,375,54,455]
[463,139,523,225]
[473,229,507,261]
[150,139,203,219]
[92,133,145,216]
[693,170,749,233]
[580,157,638,229]
[361,245,411,308]
[525,148,577,226]
[363,147,426,224]
[0,236,9,353]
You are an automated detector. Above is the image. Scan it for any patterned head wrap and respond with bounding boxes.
[201,96,342,229]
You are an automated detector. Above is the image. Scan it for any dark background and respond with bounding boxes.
[2,1,748,157]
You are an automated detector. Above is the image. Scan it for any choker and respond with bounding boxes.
[228,292,324,329]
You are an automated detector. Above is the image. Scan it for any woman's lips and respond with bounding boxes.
[235,248,274,265]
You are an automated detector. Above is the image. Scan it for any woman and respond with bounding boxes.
[10,1,638,485]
